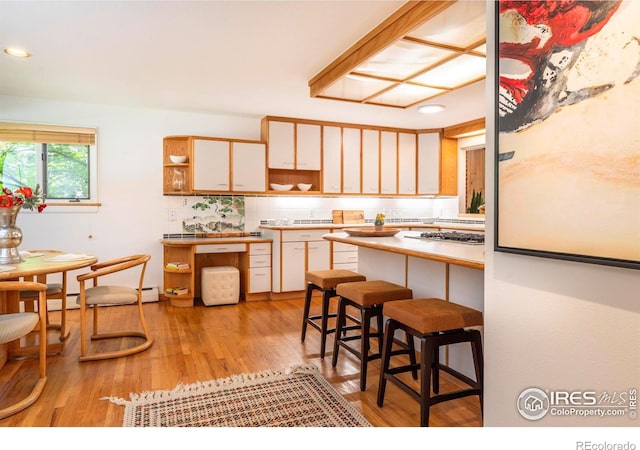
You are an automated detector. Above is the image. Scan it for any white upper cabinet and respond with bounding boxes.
[295,123,321,170]
[380,131,397,195]
[418,132,441,194]
[398,132,417,195]
[362,129,380,194]
[342,128,361,193]
[267,121,295,169]
[193,139,230,191]
[322,126,342,193]
[232,142,266,192]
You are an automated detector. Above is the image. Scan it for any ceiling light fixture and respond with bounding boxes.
[418,104,445,114]
[4,47,31,58]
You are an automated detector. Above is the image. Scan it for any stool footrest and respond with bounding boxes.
[437,363,480,389]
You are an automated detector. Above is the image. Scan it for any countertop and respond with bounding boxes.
[160,236,272,245]
[259,222,485,232]
[323,230,485,270]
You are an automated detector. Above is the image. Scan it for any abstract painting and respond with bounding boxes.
[495,0,640,269]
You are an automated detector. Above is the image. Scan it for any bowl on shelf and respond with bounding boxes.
[270,183,294,191]
[421,217,438,224]
[297,183,312,191]
[169,155,187,164]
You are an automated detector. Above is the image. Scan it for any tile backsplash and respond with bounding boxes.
[163,194,471,235]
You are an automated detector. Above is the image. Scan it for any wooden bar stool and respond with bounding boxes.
[332,280,413,391]
[301,269,366,358]
[377,298,484,427]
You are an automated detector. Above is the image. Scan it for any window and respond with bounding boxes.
[0,122,97,205]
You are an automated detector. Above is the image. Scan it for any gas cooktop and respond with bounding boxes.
[407,231,485,245]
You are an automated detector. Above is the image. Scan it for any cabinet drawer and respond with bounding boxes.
[249,242,271,255]
[282,229,328,242]
[195,243,246,254]
[248,267,271,293]
[333,251,358,264]
[250,255,271,268]
[333,241,357,252]
[332,262,358,271]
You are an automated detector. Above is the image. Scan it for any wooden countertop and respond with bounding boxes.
[323,231,485,270]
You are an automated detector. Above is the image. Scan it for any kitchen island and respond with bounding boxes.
[323,230,484,379]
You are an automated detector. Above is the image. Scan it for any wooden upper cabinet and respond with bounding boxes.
[232,142,266,192]
[439,137,458,196]
[193,139,230,192]
[322,126,342,193]
[295,123,321,170]
[264,119,321,171]
[380,131,397,195]
[341,128,361,194]
[398,133,416,195]
[361,129,380,194]
[267,121,295,169]
[417,132,440,195]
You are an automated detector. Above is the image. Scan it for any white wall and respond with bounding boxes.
[484,5,640,426]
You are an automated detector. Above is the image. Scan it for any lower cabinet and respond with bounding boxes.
[332,241,358,271]
[247,243,271,298]
[278,229,331,293]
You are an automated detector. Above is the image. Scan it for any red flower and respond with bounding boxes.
[0,195,14,208]
[15,186,33,198]
[0,185,47,212]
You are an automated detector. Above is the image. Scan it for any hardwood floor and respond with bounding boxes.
[0,297,482,427]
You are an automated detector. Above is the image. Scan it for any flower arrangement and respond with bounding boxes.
[374,213,385,226]
[0,185,47,212]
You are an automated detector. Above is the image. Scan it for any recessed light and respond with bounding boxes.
[4,47,31,58]
[418,104,445,114]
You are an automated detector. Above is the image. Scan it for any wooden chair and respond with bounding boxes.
[0,281,48,419]
[19,273,69,345]
[76,254,153,362]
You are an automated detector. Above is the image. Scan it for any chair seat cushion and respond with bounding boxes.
[384,298,483,334]
[0,313,39,344]
[336,280,412,306]
[20,283,63,299]
[305,270,366,290]
[77,285,138,306]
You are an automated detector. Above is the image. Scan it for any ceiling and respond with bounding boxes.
[0,1,487,130]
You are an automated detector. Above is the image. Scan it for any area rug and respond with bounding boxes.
[104,364,371,427]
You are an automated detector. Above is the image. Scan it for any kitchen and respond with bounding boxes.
[1,0,638,442]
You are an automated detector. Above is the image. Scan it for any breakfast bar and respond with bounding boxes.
[323,229,484,379]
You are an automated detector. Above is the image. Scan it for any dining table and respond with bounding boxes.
[0,250,98,370]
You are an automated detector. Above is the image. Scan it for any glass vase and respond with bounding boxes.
[172,168,185,192]
[0,204,23,264]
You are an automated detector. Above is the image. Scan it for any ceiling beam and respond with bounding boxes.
[308,0,456,98]
[443,117,486,138]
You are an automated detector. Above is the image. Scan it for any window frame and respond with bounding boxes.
[0,122,99,211]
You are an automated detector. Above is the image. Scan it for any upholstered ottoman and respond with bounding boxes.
[201,266,240,306]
